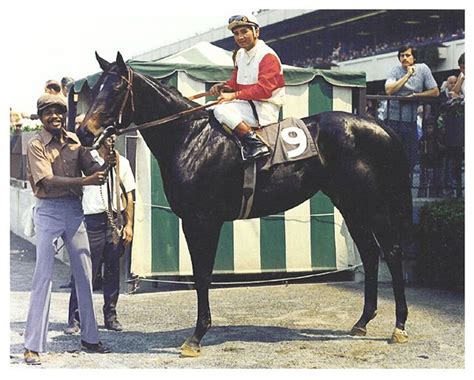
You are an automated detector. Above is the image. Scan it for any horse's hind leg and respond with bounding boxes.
[180,217,223,357]
[371,219,408,343]
[342,212,381,337]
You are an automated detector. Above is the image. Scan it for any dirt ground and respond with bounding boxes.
[9,233,465,369]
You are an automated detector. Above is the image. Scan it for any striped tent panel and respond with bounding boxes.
[130,135,153,275]
[131,73,360,277]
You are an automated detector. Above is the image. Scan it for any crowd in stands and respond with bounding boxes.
[292,28,464,68]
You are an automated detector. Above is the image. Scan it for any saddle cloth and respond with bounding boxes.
[208,112,318,169]
[256,117,318,171]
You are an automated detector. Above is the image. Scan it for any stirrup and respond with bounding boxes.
[243,146,270,161]
[240,131,271,161]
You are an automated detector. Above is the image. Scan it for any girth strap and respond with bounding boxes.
[247,100,260,127]
[237,161,257,219]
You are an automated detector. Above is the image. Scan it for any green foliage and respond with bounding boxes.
[441,97,465,119]
[416,200,464,291]
[10,123,42,135]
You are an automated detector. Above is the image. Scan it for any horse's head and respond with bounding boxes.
[77,52,134,146]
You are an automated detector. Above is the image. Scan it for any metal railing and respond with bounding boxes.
[363,95,464,199]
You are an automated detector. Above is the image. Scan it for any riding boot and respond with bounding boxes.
[233,122,270,161]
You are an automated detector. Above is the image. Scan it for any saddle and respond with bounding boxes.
[209,113,319,170]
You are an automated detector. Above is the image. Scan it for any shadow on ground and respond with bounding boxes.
[10,320,388,355]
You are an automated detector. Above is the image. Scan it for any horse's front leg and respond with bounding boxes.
[181,288,211,357]
[180,217,222,357]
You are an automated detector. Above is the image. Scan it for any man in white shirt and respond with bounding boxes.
[65,136,135,333]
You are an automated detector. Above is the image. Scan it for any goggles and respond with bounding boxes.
[227,15,259,30]
[228,15,249,23]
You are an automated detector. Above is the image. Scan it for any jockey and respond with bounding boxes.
[210,14,285,161]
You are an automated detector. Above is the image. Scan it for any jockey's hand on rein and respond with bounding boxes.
[209,83,224,96]
[218,91,237,103]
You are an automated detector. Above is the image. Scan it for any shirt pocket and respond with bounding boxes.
[64,158,79,177]
[46,148,60,164]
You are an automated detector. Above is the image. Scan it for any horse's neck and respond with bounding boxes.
[134,75,191,121]
[132,74,208,175]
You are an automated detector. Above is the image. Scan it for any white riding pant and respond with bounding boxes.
[212,100,280,129]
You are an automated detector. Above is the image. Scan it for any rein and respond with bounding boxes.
[105,67,220,137]
[116,98,220,136]
[100,142,127,245]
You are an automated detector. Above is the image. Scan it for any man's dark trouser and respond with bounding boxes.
[68,212,122,326]
[386,120,419,174]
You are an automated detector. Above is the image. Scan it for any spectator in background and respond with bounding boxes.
[10,109,23,132]
[453,53,465,98]
[418,117,445,197]
[442,52,465,197]
[331,42,342,63]
[365,99,376,119]
[440,75,460,100]
[376,97,388,122]
[61,77,75,98]
[44,79,61,95]
[384,45,439,177]
[61,76,76,131]
[65,135,135,334]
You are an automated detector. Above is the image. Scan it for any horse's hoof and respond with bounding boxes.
[350,326,367,336]
[390,328,408,344]
[180,342,201,357]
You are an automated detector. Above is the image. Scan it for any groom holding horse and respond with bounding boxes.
[210,14,286,161]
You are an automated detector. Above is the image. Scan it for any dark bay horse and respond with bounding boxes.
[80,52,412,356]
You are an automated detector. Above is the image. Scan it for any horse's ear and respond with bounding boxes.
[96,51,111,71]
[116,52,127,71]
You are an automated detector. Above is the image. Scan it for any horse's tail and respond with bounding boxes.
[384,126,413,245]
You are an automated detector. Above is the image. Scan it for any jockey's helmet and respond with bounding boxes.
[227,14,259,31]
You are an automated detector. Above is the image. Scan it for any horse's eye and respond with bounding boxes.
[113,80,123,90]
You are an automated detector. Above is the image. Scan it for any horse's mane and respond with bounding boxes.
[134,69,209,120]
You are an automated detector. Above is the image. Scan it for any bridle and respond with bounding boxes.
[96,66,220,138]
[107,67,136,128]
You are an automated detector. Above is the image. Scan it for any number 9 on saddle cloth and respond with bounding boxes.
[208,112,318,170]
